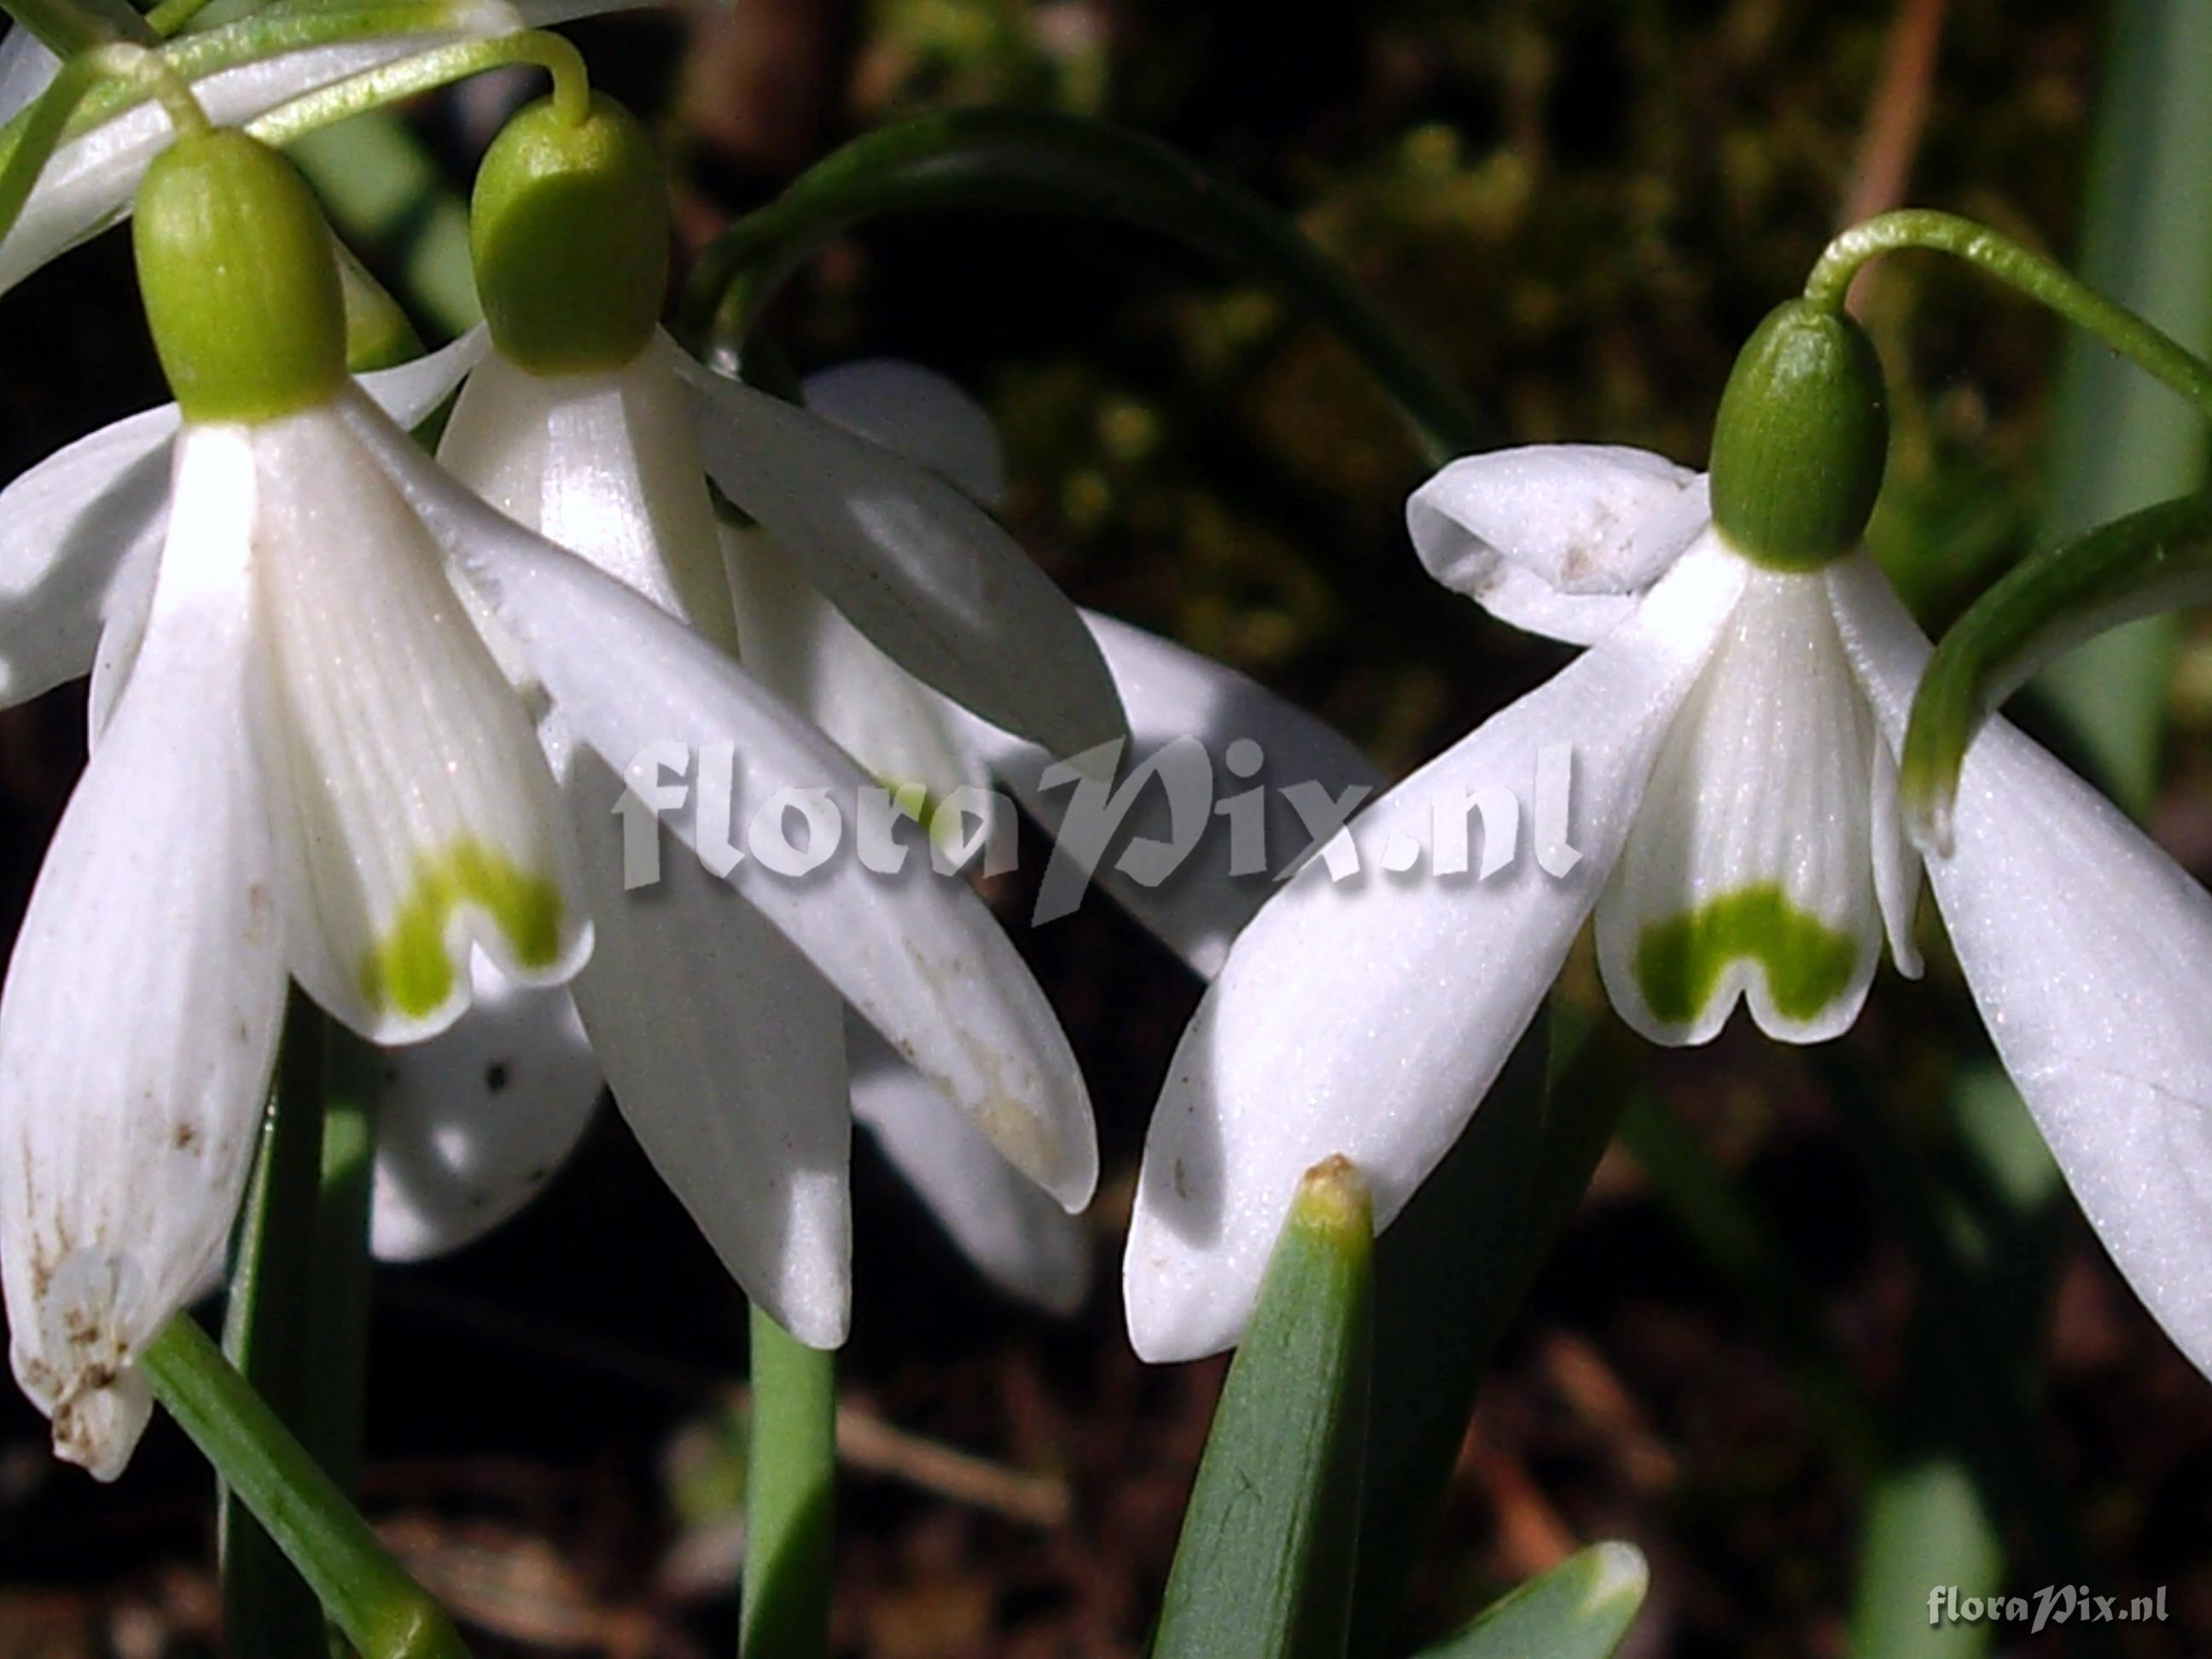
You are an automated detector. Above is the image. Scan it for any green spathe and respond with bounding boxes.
[134,131,346,424]
[472,92,669,375]
[1634,882,1861,1028]
[1708,300,1889,572]
[361,840,566,1021]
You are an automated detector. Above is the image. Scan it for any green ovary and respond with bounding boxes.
[362,841,566,1020]
[1633,882,1861,1027]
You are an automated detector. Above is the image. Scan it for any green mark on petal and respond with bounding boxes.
[1634,882,1860,1028]
[361,840,565,1021]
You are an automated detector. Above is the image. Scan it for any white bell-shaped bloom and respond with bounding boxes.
[1126,441,2212,1372]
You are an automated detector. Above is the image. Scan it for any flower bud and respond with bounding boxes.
[1708,300,1889,571]
[471,92,669,375]
[133,131,347,425]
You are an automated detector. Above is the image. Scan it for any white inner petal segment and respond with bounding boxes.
[1,425,285,1480]
[1408,445,1711,644]
[349,393,1098,1209]
[439,344,740,653]
[1124,536,1748,1362]
[1831,553,2212,1382]
[246,407,589,1043]
[1598,558,1883,1046]
[370,950,604,1263]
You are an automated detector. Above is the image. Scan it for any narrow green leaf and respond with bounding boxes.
[1154,1157,1375,1659]
[1849,1459,2001,1659]
[2028,0,2212,812]
[289,114,478,338]
[1348,1011,1627,1651]
[1410,1542,1650,1659]
[144,1313,472,1659]
[741,1307,836,1659]
[679,108,1484,463]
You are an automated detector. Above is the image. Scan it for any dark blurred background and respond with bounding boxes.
[5,1,2212,1653]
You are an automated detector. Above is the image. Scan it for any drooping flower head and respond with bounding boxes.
[1127,296,2212,1380]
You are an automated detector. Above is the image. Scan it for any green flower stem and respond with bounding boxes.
[741,1307,835,1659]
[143,1313,472,1659]
[246,29,591,150]
[1899,491,2212,850]
[3,0,155,52]
[220,991,335,1658]
[1803,210,2212,426]
[144,0,224,35]
[679,108,1485,463]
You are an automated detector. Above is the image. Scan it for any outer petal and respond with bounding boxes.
[724,523,986,810]
[0,425,284,1478]
[0,401,176,709]
[1595,564,1883,1046]
[345,393,1099,1210]
[848,1022,1090,1316]
[1832,553,2212,1380]
[369,952,602,1262]
[969,610,1384,978]
[1125,538,1748,1361]
[1408,446,1710,644]
[801,359,1009,509]
[567,753,853,1348]
[672,342,1127,763]
[0,26,59,127]
[247,407,590,1043]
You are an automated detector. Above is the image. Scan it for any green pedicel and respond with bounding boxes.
[1634,882,1861,1028]
[362,841,566,1020]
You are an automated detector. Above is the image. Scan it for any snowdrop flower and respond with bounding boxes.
[0,0,638,299]
[0,126,1094,1474]
[1127,298,2212,1375]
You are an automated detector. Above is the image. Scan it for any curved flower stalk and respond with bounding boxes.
[0,126,1096,1475]
[1126,299,2212,1374]
[0,0,642,298]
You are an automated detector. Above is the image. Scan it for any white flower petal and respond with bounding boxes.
[86,518,162,742]
[672,342,1126,762]
[848,1022,1090,1316]
[0,401,177,709]
[1408,445,1709,643]
[1832,552,2212,1380]
[0,26,60,128]
[345,393,1099,1209]
[369,952,602,1262]
[247,406,589,1043]
[723,523,986,808]
[358,325,489,431]
[1,424,284,1478]
[973,610,1384,978]
[1125,538,1748,1361]
[567,752,853,1348]
[1595,562,1883,1045]
[801,359,1009,509]
[1868,725,1925,979]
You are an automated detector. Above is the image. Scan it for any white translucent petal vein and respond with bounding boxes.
[674,344,1126,763]
[567,753,854,1348]
[1123,538,1749,1362]
[345,393,1098,1208]
[1832,554,2212,1381]
[0,426,284,1479]
[247,407,590,1043]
